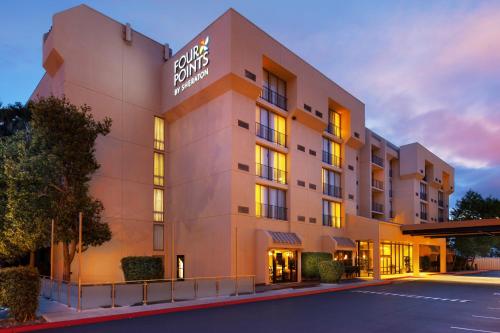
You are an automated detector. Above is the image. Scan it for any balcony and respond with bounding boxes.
[256,163,287,184]
[322,151,342,168]
[260,86,287,111]
[371,155,384,168]
[256,203,287,221]
[438,200,444,207]
[326,123,341,139]
[420,192,428,201]
[372,179,384,191]
[322,215,342,228]
[255,122,287,147]
[420,212,428,221]
[323,183,342,199]
[438,217,445,222]
[372,202,384,213]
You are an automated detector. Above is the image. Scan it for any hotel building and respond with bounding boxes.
[31,5,454,284]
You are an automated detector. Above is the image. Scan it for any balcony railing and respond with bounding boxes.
[420,192,428,201]
[372,202,384,213]
[256,163,287,184]
[323,183,342,198]
[261,86,287,111]
[438,200,444,207]
[420,212,428,221]
[322,215,342,228]
[371,155,384,167]
[255,122,286,147]
[438,217,445,222]
[256,204,287,221]
[372,179,384,190]
[326,123,341,138]
[322,151,342,168]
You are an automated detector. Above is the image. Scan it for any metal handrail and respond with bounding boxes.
[323,183,342,198]
[260,86,287,110]
[255,122,287,147]
[322,151,342,168]
[372,155,384,167]
[326,123,341,138]
[256,203,287,220]
[256,163,287,184]
[322,215,342,228]
[372,202,384,213]
[372,179,384,190]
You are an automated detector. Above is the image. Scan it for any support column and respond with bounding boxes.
[439,244,447,273]
[373,240,381,280]
[297,251,302,283]
[413,243,420,276]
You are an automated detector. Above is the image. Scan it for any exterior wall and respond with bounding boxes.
[31,5,455,284]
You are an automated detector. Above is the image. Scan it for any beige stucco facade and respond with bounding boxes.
[31,5,454,284]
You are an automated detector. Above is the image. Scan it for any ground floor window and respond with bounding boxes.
[334,250,353,267]
[419,245,440,272]
[380,242,413,275]
[177,255,185,280]
[268,249,297,283]
[356,241,374,277]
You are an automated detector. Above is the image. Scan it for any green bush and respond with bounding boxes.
[318,261,345,283]
[0,266,40,322]
[301,252,333,280]
[121,256,164,281]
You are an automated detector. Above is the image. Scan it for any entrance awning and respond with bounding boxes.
[322,236,356,252]
[257,230,303,249]
[401,219,500,237]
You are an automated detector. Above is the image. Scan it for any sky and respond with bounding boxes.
[1,0,499,208]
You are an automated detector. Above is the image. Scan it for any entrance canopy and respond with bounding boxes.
[322,236,356,252]
[401,219,500,237]
[259,230,303,249]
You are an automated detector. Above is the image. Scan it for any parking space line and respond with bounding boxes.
[472,315,500,320]
[351,290,470,303]
[451,327,500,333]
[487,307,500,310]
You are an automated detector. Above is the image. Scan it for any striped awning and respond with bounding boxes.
[267,231,302,246]
[323,236,356,251]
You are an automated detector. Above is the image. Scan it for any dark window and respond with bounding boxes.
[261,69,287,110]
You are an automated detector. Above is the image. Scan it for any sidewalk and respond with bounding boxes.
[36,279,391,327]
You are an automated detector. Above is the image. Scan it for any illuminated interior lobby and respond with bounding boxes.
[31,5,454,284]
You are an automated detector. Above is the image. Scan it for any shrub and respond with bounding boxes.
[301,252,333,280]
[121,256,164,281]
[0,266,40,322]
[318,261,345,283]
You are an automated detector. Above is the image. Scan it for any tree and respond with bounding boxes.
[0,102,30,136]
[450,190,500,268]
[29,96,112,280]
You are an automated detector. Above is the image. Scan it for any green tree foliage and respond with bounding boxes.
[0,102,31,137]
[450,190,500,263]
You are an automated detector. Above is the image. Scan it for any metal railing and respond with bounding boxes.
[438,217,444,222]
[420,212,428,220]
[40,275,256,311]
[372,202,384,213]
[420,192,428,201]
[372,179,384,190]
[371,155,384,167]
[256,203,287,221]
[438,200,444,207]
[326,123,341,138]
[256,163,287,184]
[322,151,342,168]
[255,122,287,147]
[323,183,342,198]
[260,86,287,111]
[322,215,342,228]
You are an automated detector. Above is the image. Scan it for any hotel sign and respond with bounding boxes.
[173,36,210,96]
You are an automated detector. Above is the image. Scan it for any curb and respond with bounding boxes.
[0,280,392,332]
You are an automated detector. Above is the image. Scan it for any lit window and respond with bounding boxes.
[255,106,286,146]
[322,138,341,167]
[255,184,287,220]
[154,188,164,222]
[322,200,341,228]
[154,117,165,151]
[153,224,164,251]
[255,145,287,184]
[177,255,185,279]
[327,110,341,138]
[154,152,164,186]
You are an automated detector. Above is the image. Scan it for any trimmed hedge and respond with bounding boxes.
[0,266,40,322]
[318,261,345,283]
[121,256,164,281]
[301,252,333,280]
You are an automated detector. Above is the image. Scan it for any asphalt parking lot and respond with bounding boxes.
[37,277,500,333]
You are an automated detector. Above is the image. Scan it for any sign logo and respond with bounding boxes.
[173,36,210,96]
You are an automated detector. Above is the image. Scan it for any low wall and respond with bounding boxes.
[475,257,500,270]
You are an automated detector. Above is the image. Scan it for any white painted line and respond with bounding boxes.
[350,290,471,303]
[472,315,500,320]
[451,327,500,333]
[494,293,500,296]
[488,307,500,310]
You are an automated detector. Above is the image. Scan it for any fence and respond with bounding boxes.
[474,257,500,270]
[40,275,255,311]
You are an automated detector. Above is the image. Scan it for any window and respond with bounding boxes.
[154,152,164,186]
[255,184,287,220]
[255,106,286,147]
[154,188,164,222]
[261,69,287,110]
[177,255,185,280]
[438,191,444,207]
[255,145,287,184]
[420,182,427,201]
[322,137,341,167]
[420,202,428,221]
[327,110,341,138]
[322,168,341,198]
[154,117,165,151]
[153,224,164,251]
[438,208,445,222]
[322,200,341,228]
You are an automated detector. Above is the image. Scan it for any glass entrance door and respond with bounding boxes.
[268,249,297,283]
